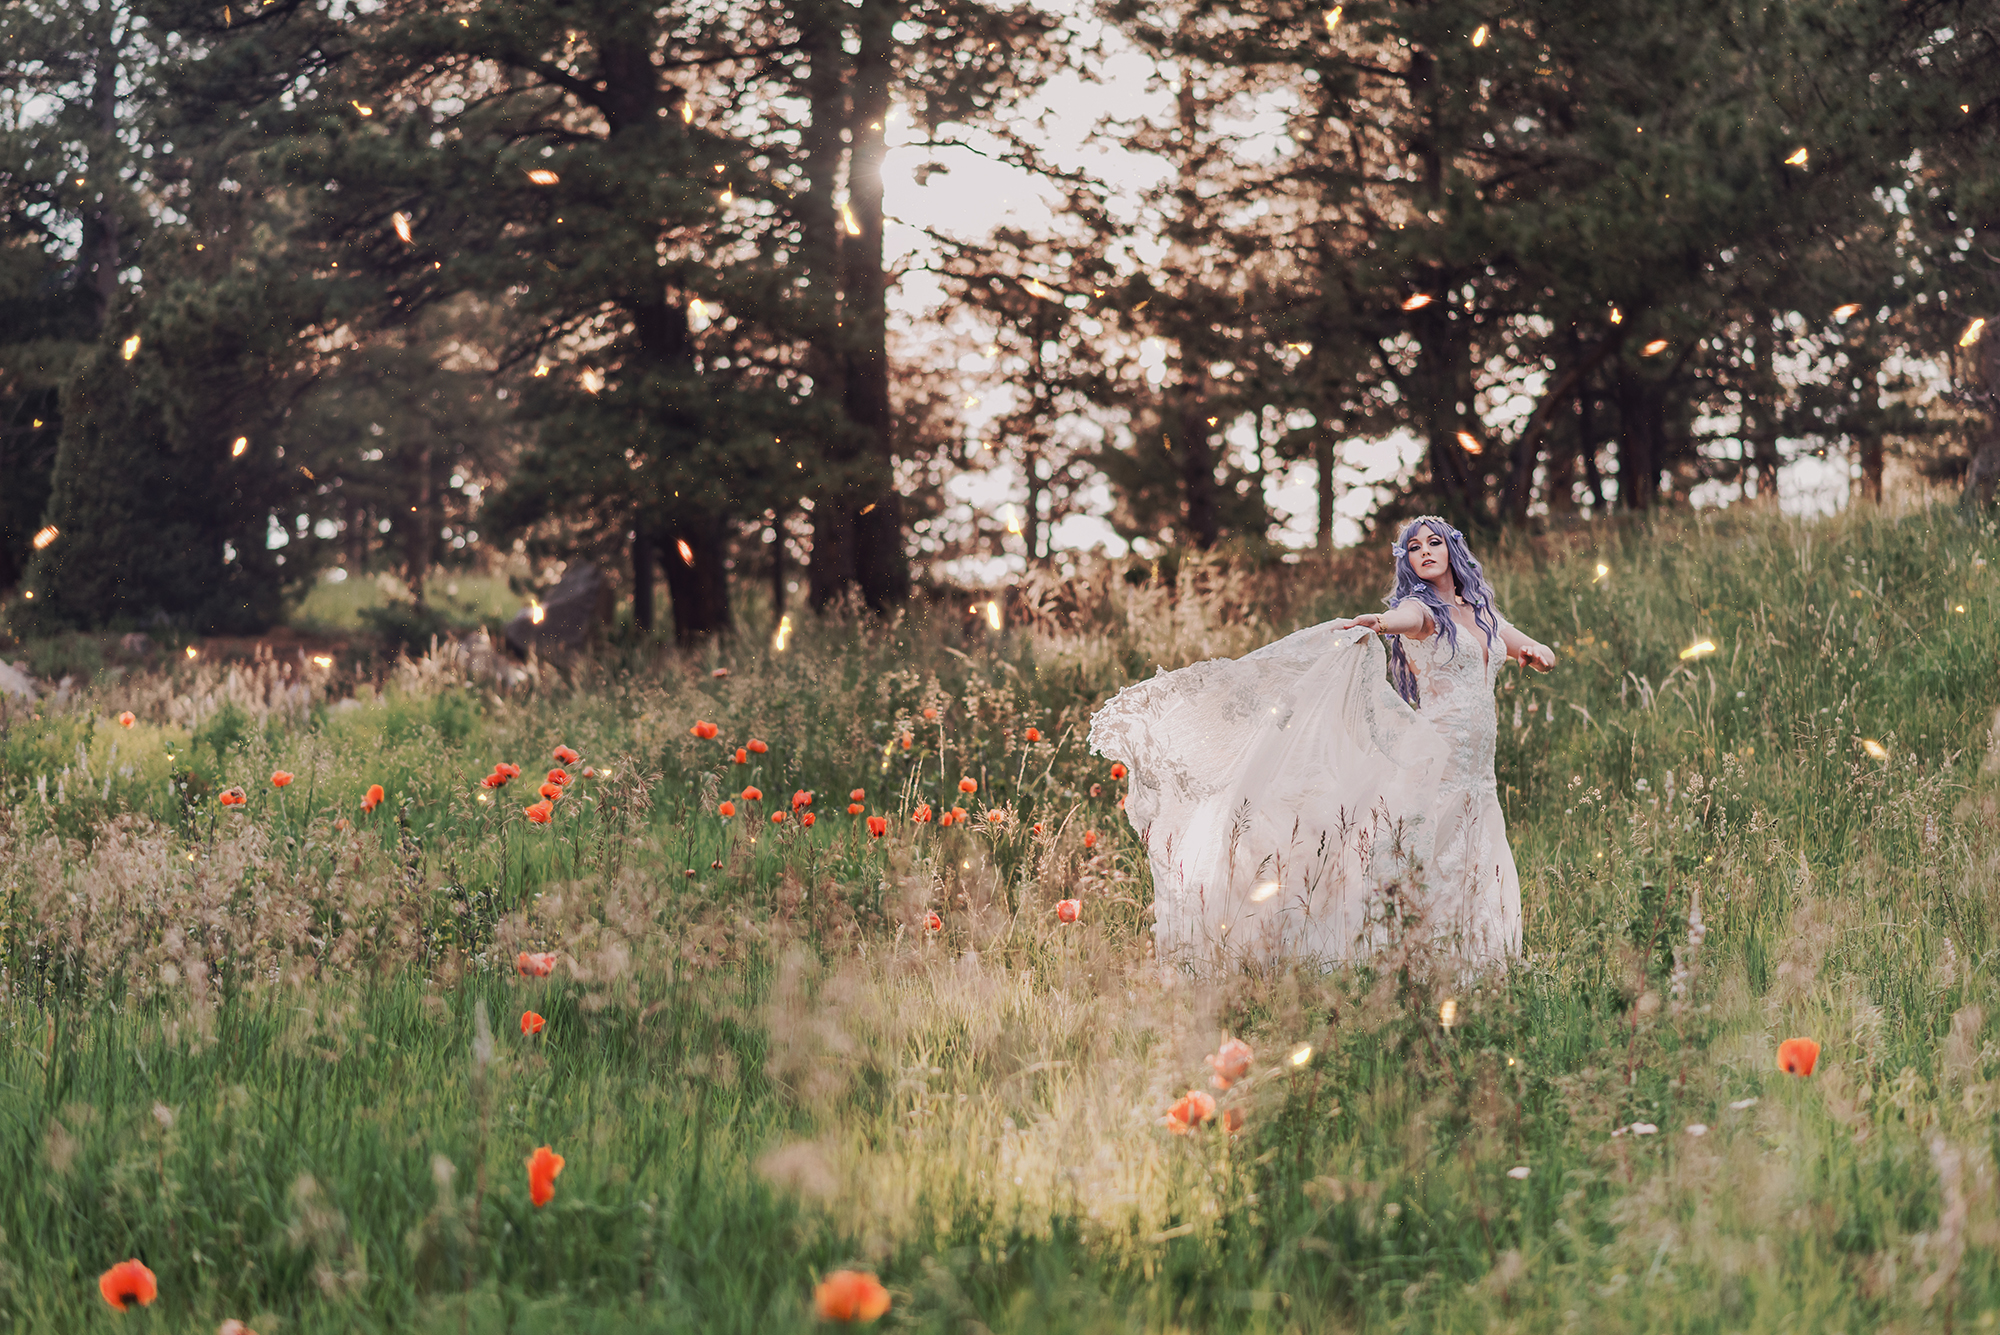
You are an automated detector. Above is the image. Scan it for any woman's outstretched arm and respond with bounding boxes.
[1332,603,1433,638]
[1498,617,1557,671]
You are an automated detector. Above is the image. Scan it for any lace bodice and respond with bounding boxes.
[1395,609,1509,799]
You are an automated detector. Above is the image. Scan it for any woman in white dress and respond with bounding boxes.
[1087,516,1556,969]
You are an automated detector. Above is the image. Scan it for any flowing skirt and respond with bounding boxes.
[1087,623,1518,967]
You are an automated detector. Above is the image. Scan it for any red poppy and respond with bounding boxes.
[521,1011,546,1036]
[543,769,567,787]
[1208,1038,1253,1090]
[867,815,888,838]
[1162,1089,1216,1134]
[1083,831,1097,849]
[1110,763,1127,780]
[692,720,719,740]
[539,783,562,799]
[1024,727,1040,742]
[958,777,977,794]
[362,783,385,812]
[498,763,522,778]
[924,911,943,932]
[1056,899,1080,923]
[518,951,557,977]
[1777,1037,1820,1076]
[986,809,1008,824]
[813,1270,891,1323]
[525,800,554,824]
[1032,823,1043,835]
[792,789,813,810]
[581,766,595,778]
[741,786,763,802]
[734,748,748,764]
[848,803,865,815]
[900,733,913,750]
[117,711,137,728]
[771,811,787,824]
[913,804,932,823]
[802,812,815,827]
[482,773,508,789]
[527,1145,565,1207]
[554,745,580,764]
[1222,1108,1245,1134]
[98,1259,158,1310]
[219,787,247,807]
[922,707,938,722]
[937,811,954,827]
[718,801,736,817]
[849,788,866,802]
[747,738,768,754]
[1090,784,1103,798]
[950,806,967,822]
[271,770,293,788]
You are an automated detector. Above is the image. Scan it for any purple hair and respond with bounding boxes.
[1384,515,1498,707]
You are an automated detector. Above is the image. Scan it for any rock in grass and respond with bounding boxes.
[504,563,611,657]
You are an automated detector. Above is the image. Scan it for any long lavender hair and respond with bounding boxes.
[1383,515,1499,707]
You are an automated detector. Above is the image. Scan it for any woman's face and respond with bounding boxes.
[1405,525,1450,584]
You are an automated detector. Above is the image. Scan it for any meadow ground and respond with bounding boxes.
[2,503,1999,1334]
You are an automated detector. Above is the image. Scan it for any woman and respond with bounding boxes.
[1088,516,1555,968]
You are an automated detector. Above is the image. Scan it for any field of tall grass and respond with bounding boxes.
[1,502,1998,1333]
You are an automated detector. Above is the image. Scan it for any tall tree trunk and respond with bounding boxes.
[632,525,655,632]
[405,439,432,605]
[659,517,730,647]
[800,0,856,610]
[1573,335,1607,512]
[81,22,122,332]
[631,295,729,640]
[1615,362,1660,511]
[1174,393,1219,549]
[1315,434,1335,554]
[769,508,787,617]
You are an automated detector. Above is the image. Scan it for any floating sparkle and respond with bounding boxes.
[1324,5,1342,31]
[1439,997,1457,1029]
[1961,317,1986,347]
[352,101,373,116]
[526,169,560,185]
[773,613,793,652]
[231,437,248,457]
[1832,303,1862,320]
[1290,1044,1313,1066]
[528,600,546,625]
[1250,880,1280,902]
[840,202,862,236]
[578,368,604,393]
[1678,639,1717,660]
[1023,277,1058,300]
[676,539,695,566]
[311,655,333,667]
[859,502,877,515]
[121,334,141,360]
[681,101,694,123]
[1400,293,1433,310]
[1861,738,1888,761]
[392,211,413,244]
[1609,307,1623,324]
[1594,562,1609,580]
[1641,339,1669,356]
[1783,147,1807,166]
[1455,430,1483,455]
[31,525,58,550]
[983,601,1002,631]
[533,364,550,377]
[1471,24,1488,45]
[185,646,198,659]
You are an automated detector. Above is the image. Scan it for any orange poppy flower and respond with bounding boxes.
[849,788,866,802]
[218,787,247,807]
[913,804,932,823]
[554,745,580,764]
[521,1011,546,1036]
[526,800,554,823]
[734,748,748,764]
[518,951,557,977]
[801,812,815,827]
[546,768,571,786]
[958,777,977,794]
[1222,1108,1245,1134]
[813,1270,891,1323]
[848,803,865,815]
[924,911,943,932]
[271,771,293,787]
[747,739,768,754]
[792,789,813,810]
[581,766,595,778]
[1110,763,1127,780]
[718,801,736,817]
[498,763,522,778]
[867,815,888,838]
[771,810,787,824]
[937,812,954,827]
[539,783,562,799]
[1777,1037,1820,1076]
[986,808,1008,824]
[1056,898,1080,923]
[1208,1038,1253,1090]
[482,773,508,789]
[1083,831,1097,849]
[117,711,136,728]
[1024,727,1040,742]
[900,733,913,750]
[526,1145,565,1207]
[692,720,719,740]
[362,783,385,812]
[1090,784,1103,798]
[98,1259,158,1310]
[1162,1089,1216,1133]
[1032,823,1043,835]
[922,707,938,722]
[742,786,763,802]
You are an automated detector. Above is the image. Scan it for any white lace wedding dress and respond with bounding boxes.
[1087,616,1522,968]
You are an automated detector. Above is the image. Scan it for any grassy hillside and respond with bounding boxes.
[0,503,1997,1333]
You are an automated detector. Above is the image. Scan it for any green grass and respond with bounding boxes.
[289,571,519,635]
[1,502,1999,1332]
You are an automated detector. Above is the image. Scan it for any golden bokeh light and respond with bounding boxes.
[526,169,560,185]
[1678,639,1717,660]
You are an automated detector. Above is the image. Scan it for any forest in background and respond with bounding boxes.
[3,0,1999,646]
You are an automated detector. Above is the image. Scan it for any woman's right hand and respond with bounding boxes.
[1332,614,1381,633]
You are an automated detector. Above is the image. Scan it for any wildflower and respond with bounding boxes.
[362,783,385,812]
[521,1011,546,1036]
[1111,763,1127,780]
[1091,784,1103,798]
[718,801,736,817]
[1162,1089,1216,1133]
[958,777,977,794]
[792,789,813,810]
[554,745,580,764]
[771,811,787,824]
[1222,1108,1245,1134]
[734,749,748,764]
[950,806,967,822]
[922,707,938,722]
[98,1259,158,1310]
[1506,1165,1531,1179]
[547,768,571,786]
[848,803,865,815]
[986,808,1008,824]
[867,816,888,838]
[482,773,508,789]
[1777,1037,1820,1076]
[913,804,932,823]
[747,739,768,754]
[802,812,815,827]
[218,1321,257,1335]
[924,911,942,932]
[1685,1123,1708,1137]
[742,786,763,802]
[1083,831,1097,849]
[117,711,136,728]
[271,771,293,788]
[526,1145,565,1207]
[1032,823,1043,835]
[1056,898,1081,923]
[692,720,719,740]
[581,766,595,778]
[518,951,557,978]
[1632,1123,1658,1135]
[1728,1097,1758,1111]
[850,788,866,802]
[536,782,559,800]
[711,667,730,679]
[900,733,913,750]
[813,1270,891,1323]
[1209,1038,1253,1090]
[1024,727,1040,742]
[498,763,522,778]
[937,811,954,827]
[219,787,248,808]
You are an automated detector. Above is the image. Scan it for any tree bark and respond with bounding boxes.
[1174,394,1219,549]
[632,526,655,631]
[81,20,122,332]
[800,0,856,610]
[1315,434,1335,554]
[659,517,730,646]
